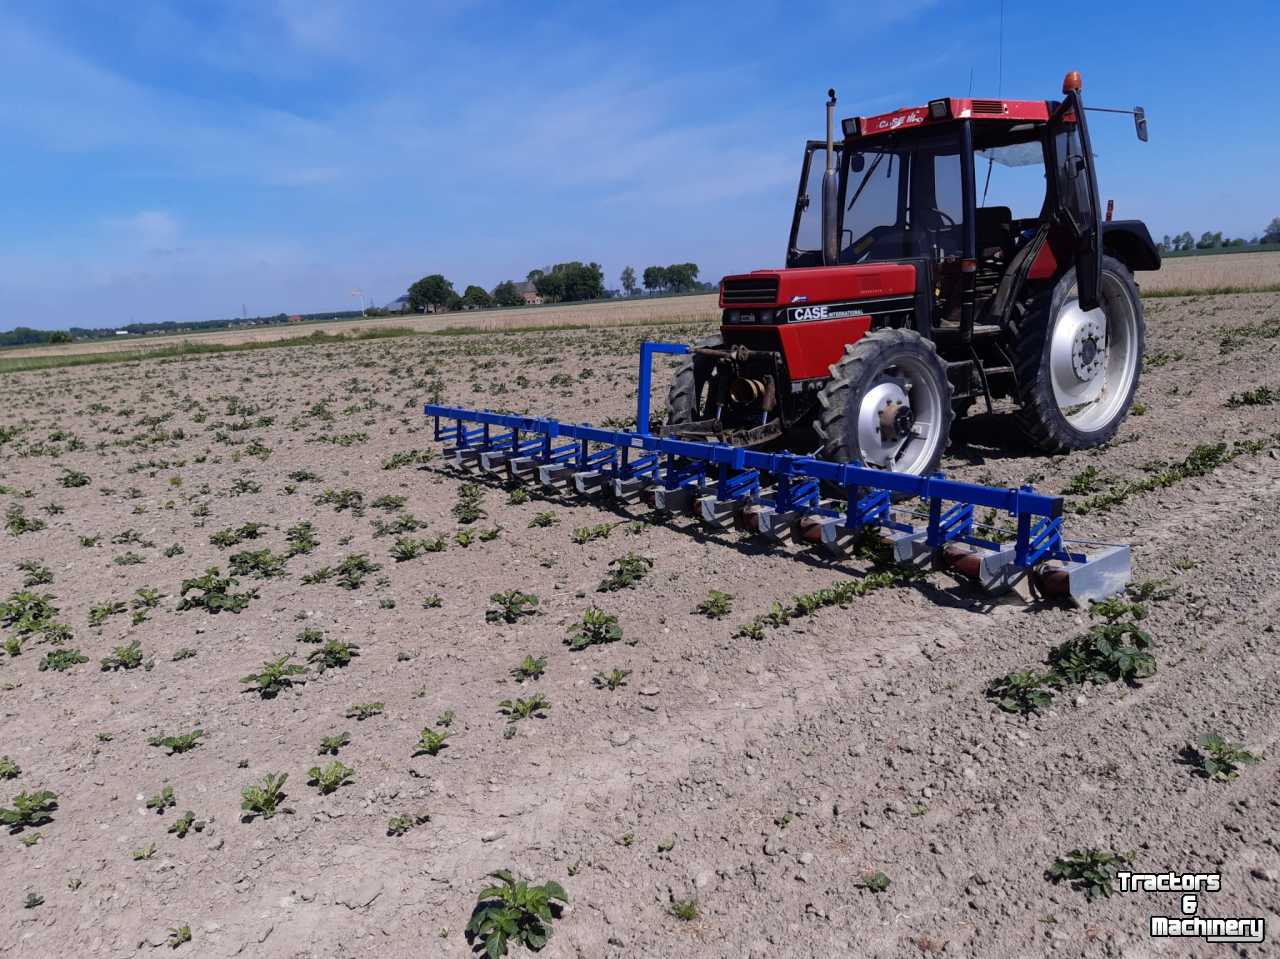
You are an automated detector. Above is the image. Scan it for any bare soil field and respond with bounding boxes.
[0,291,1278,958]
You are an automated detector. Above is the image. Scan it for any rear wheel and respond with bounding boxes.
[1012,255,1144,452]
[815,328,954,475]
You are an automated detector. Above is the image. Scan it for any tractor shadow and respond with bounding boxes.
[946,409,1048,467]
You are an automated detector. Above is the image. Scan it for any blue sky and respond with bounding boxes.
[2,0,1277,330]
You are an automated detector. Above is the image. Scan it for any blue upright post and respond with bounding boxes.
[636,342,691,434]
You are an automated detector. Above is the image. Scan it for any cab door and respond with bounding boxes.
[1048,91,1102,310]
[787,141,839,268]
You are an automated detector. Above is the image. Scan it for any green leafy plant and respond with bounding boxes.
[669,898,699,921]
[1,790,57,833]
[694,590,733,619]
[422,593,444,609]
[168,811,206,838]
[465,870,568,957]
[528,511,559,528]
[597,552,652,592]
[240,772,291,821]
[39,648,88,672]
[387,812,430,836]
[59,468,90,488]
[571,522,616,545]
[0,757,19,780]
[17,561,53,587]
[209,523,267,548]
[593,668,631,691]
[307,640,360,672]
[318,731,351,755]
[167,925,192,948]
[452,482,486,524]
[1046,848,1131,900]
[486,590,540,624]
[297,626,325,643]
[101,640,146,671]
[565,607,622,650]
[307,760,355,795]
[5,505,46,536]
[346,702,384,721]
[499,693,550,723]
[229,548,289,579]
[240,656,307,699]
[511,654,547,681]
[414,728,452,756]
[333,553,380,589]
[177,567,257,614]
[148,729,204,755]
[88,600,127,627]
[1182,733,1262,782]
[985,671,1055,715]
[436,710,456,728]
[146,785,176,813]
[285,521,319,555]
[858,871,891,893]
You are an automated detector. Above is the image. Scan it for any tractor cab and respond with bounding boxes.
[668,72,1159,477]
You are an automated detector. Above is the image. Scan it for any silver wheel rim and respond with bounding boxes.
[854,355,945,472]
[1048,272,1139,432]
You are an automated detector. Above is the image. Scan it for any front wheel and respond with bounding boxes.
[1011,255,1144,452]
[814,328,954,475]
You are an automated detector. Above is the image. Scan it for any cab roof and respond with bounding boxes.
[848,98,1051,139]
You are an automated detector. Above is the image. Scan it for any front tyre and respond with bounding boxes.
[815,328,954,475]
[665,334,724,426]
[1012,255,1144,452]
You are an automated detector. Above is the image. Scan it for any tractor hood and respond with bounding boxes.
[719,263,917,310]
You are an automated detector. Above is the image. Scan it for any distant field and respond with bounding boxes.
[1138,248,1280,294]
[3,250,1277,368]
[0,294,719,360]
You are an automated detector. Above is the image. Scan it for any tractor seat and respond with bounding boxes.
[975,206,1013,260]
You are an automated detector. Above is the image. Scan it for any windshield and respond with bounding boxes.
[837,132,965,264]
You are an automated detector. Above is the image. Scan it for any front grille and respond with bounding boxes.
[971,99,1007,115]
[722,276,779,305]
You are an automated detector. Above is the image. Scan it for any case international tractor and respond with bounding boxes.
[665,71,1159,477]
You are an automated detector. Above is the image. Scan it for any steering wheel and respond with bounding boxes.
[921,207,957,229]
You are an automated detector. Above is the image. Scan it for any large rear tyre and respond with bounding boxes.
[664,334,724,426]
[1012,255,1144,452]
[815,328,954,475]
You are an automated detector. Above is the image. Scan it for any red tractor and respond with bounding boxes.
[666,71,1158,476]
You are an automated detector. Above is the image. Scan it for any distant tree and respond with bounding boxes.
[48,331,73,344]
[1159,234,1171,254]
[1264,217,1280,244]
[1195,231,1222,250]
[446,292,463,311]
[407,274,455,312]
[462,285,493,308]
[491,280,523,307]
[642,266,667,293]
[621,266,637,297]
[527,268,545,284]
[532,261,604,302]
[665,263,701,293]
[1175,231,1195,252]
[534,270,565,302]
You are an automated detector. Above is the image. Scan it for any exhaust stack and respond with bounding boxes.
[822,88,838,266]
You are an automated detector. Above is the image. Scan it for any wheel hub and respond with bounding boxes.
[1071,315,1105,381]
[877,399,914,442]
[1049,301,1108,409]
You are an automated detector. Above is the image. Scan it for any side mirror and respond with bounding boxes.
[850,153,866,173]
[1134,106,1148,142]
